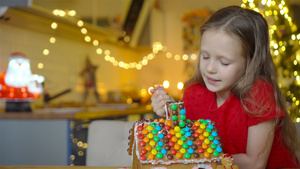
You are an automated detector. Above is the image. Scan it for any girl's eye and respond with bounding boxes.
[220,61,230,66]
[201,54,209,59]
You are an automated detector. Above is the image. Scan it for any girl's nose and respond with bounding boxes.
[206,60,217,73]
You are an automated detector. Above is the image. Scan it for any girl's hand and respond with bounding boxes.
[150,88,175,117]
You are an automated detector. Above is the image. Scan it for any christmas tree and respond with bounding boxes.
[242,0,300,120]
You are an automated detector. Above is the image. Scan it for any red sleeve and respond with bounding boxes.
[246,80,285,126]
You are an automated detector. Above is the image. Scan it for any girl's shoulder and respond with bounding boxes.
[250,78,274,96]
[246,78,280,116]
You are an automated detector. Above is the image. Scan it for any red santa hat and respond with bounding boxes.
[9,52,28,60]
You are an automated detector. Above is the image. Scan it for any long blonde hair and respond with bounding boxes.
[186,6,299,156]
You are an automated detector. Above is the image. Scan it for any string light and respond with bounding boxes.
[242,0,300,119]
[44,9,199,70]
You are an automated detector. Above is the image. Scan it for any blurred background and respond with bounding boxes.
[1,0,300,166]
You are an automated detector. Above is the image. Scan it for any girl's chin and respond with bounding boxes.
[204,83,219,92]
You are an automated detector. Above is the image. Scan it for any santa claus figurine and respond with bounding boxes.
[0,52,44,112]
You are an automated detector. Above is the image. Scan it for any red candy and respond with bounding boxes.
[166,133,172,139]
[141,149,147,154]
[164,125,171,130]
[137,126,143,131]
[192,126,198,130]
[197,140,202,146]
[169,141,175,147]
[198,147,204,153]
[139,141,146,147]
[138,133,144,139]
[140,155,146,161]
[170,149,177,155]
[194,132,200,138]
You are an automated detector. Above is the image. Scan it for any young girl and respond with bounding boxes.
[150,6,300,169]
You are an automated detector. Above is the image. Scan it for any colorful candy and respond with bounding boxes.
[135,104,223,162]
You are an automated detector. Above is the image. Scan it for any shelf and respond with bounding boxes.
[2,5,121,45]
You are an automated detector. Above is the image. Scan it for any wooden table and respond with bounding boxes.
[0,104,153,120]
[0,167,131,169]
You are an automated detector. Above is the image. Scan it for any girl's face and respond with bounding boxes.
[200,29,246,100]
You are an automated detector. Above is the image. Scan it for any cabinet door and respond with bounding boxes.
[0,119,70,165]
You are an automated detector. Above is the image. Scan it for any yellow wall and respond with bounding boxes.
[0,0,241,107]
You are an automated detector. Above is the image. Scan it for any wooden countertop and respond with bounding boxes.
[0,104,153,120]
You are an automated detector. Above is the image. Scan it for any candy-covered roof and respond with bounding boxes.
[130,102,224,165]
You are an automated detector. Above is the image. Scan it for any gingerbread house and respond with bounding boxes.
[128,101,239,169]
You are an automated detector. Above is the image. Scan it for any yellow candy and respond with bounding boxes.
[175,132,182,138]
[148,133,154,139]
[149,140,156,147]
[180,148,186,154]
[203,131,209,137]
[147,126,153,131]
[151,149,158,155]
[207,148,213,153]
[204,138,210,144]
[174,126,180,132]
[177,140,184,145]
[200,124,206,129]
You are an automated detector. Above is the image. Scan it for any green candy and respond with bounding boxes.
[206,128,212,133]
[183,143,189,149]
[172,115,178,121]
[157,152,163,159]
[213,151,219,157]
[180,115,186,121]
[184,153,191,159]
[186,119,191,123]
[202,120,208,125]
[152,129,158,135]
[208,135,214,141]
[171,104,178,110]
[179,121,186,127]
[151,122,157,127]
[179,129,185,135]
[181,136,187,141]
[211,143,217,149]
[154,136,160,142]
[156,145,162,151]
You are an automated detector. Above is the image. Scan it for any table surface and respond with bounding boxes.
[0,167,131,169]
[0,104,152,120]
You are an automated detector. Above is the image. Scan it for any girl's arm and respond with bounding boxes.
[232,119,275,169]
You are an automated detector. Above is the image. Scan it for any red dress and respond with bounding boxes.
[182,80,300,168]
